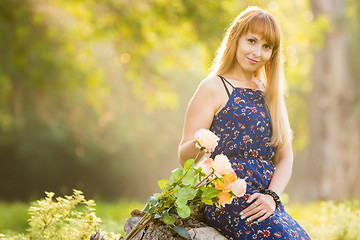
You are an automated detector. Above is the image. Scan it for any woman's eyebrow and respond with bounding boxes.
[248,34,258,40]
[249,34,271,44]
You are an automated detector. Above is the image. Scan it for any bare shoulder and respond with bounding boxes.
[191,75,227,115]
[196,75,223,95]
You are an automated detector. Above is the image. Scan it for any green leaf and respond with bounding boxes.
[201,198,213,205]
[142,203,150,212]
[201,187,220,205]
[147,196,157,205]
[161,210,168,218]
[158,179,169,190]
[162,200,173,209]
[195,189,203,199]
[153,193,162,200]
[174,186,197,202]
[173,226,189,239]
[175,200,191,218]
[168,168,184,186]
[182,169,195,186]
[172,168,184,175]
[202,187,220,199]
[193,165,202,175]
[163,215,176,225]
[168,207,179,217]
[175,197,188,206]
[184,159,195,172]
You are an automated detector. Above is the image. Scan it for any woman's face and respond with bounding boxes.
[235,31,273,73]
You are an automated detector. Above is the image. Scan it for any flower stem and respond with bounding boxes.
[172,150,201,189]
[124,210,152,240]
[194,170,215,189]
[126,216,152,240]
[194,150,201,162]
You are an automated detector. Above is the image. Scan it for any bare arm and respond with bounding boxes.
[268,142,294,195]
[178,76,226,167]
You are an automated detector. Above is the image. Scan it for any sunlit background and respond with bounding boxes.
[0,0,360,238]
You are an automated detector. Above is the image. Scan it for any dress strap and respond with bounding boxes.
[218,75,234,98]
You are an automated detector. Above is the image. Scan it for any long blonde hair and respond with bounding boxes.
[210,6,293,149]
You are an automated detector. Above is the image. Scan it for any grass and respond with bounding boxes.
[95,198,145,237]
[0,197,359,239]
[0,202,29,237]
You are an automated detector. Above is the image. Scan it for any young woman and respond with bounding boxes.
[178,6,311,239]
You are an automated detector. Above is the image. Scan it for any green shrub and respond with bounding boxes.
[28,190,102,239]
[287,200,360,240]
[0,190,120,240]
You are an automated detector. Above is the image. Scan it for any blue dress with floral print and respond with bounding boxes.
[204,76,311,239]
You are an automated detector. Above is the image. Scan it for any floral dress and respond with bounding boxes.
[204,76,311,239]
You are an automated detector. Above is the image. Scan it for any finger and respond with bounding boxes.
[241,195,265,214]
[241,193,261,215]
[246,193,261,204]
[241,203,264,219]
[256,211,273,223]
[241,201,260,215]
[245,208,266,222]
[241,206,257,218]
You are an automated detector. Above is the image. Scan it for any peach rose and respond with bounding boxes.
[231,178,247,197]
[224,168,237,183]
[194,129,220,153]
[212,154,232,176]
[199,158,213,176]
[217,191,232,207]
[215,176,232,192]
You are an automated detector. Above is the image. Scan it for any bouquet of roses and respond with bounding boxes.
[124,129,247,240]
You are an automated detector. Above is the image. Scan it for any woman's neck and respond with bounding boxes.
[224,68,256,83]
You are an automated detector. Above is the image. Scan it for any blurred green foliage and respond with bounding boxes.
[0,0,358,201]
[287,200,360,240]
[346,0,360,102]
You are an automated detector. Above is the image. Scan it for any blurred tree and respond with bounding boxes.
[0,0,111,200]
[0,0,250,200]
[346,0,360,197]
[299,0,360,201]
[0,0,344,201]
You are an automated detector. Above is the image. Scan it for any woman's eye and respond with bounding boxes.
[248,39,255,44]
[264,44,272,50]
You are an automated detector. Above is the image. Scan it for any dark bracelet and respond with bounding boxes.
[259,188,281,209]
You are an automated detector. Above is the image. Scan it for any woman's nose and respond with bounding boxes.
[252,45,261,57]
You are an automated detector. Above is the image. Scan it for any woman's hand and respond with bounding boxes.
[240,193,276,223]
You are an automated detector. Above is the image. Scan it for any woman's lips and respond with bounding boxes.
[247,57,259,64]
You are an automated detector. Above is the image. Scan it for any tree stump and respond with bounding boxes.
[120,204,227,240]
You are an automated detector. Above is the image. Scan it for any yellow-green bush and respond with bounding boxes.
[0,190,121,240]
[287,200,360,240]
